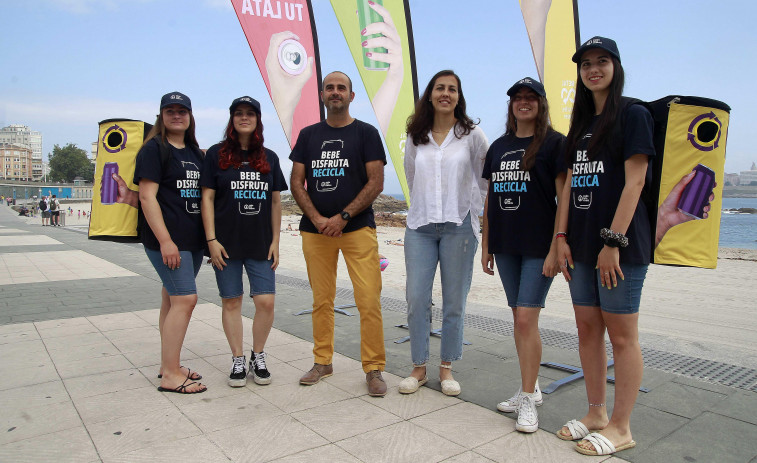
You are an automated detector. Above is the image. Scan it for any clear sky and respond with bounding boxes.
[2,0,755,194]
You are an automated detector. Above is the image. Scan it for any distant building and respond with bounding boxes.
[0,125,43,180]
[0,143,34,180]
[724,173,740,186]
[740,162,757,186]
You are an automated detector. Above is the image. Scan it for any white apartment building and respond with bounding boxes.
[0,125,43,180]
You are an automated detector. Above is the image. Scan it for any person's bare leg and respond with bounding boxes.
[221,296,244,357]
[558,305,609,438]
[159,294,205,392]
[513,307,542,393]
[251,294,275,352]
[577,312,641,451]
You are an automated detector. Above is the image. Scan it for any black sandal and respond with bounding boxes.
[158,366,202,380]
[157,377,207,394]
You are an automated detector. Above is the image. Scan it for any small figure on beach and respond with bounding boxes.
[290,71,388,397]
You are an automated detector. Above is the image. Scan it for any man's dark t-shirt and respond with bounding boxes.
[289,119,387,234]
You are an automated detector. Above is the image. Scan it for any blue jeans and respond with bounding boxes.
[213,258,276,299]
[567,261,648,314]
[144,248,204,296]
[494,253,553,308]
[405,214,477,365]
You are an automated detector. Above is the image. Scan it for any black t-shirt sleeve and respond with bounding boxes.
[623,105,656,160]
[549,132,568,177]
[289,126,310,164]
[133,139,162,184]
[267,149,288,192]
[361,123,387,165]
[482,140,497,180]
[200,145,220,190]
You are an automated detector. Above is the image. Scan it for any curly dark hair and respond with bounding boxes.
[406,70,477,146]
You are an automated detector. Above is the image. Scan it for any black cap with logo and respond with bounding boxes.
[229,96,261,115]
[507,77,546,97]
[572,36,621,63]
[160,91,192,111]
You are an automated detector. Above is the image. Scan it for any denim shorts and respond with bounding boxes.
[494,253,553,308]
[213,258,275,299]
[567,261,648,314]
[144,248,204,296]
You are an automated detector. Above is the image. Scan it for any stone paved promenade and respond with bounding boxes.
[1,205,756,462]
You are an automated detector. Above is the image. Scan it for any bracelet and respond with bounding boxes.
[600,228,628,248]
[555,232,567,239]
[207,238,217,243]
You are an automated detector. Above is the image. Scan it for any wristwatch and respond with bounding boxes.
[340,210,351,221]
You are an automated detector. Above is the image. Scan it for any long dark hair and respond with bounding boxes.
[142,109,200,150]
[406,70,477,146]
[217,109,269,174]
[505,91,554,171]
[565,56,625,163]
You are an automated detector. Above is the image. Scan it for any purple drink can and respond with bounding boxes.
[101,162,119,205]
[677,163,715,219]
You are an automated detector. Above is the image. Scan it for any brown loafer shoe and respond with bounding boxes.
[366,370,387,397]
[299,363,333,385]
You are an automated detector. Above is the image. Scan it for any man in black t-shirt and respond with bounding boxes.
[290,71,387,396]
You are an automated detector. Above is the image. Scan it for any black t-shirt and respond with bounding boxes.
[133,138,205,252]
[200,145,288,260]
[568,104,655,265]
[482,131,565,257]
[289,119,387,233]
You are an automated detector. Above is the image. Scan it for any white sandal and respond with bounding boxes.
[556,419,591,441]
[439,364,460,396]
[575,432,636,456]
[399,364,427,394]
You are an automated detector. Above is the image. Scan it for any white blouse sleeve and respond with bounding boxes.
[471,127,490,204]
[404,135,417,195]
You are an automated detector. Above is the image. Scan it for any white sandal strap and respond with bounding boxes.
[565,419,590,439]
[583,433,616,455]
[439,364,452,369]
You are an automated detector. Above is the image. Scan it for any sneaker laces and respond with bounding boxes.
[231,356,246,375]
[518,395,537,422]
[253,352,267,370]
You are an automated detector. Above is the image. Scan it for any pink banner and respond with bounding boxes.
[231,0,323,147]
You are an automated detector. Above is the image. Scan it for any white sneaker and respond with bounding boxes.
[515,395,539,433]
[496,381,543,413]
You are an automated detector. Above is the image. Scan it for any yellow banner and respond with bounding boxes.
[654,103,729,268]
[329,0,417,204]
[89,120,147,239]
[520,0,578,134]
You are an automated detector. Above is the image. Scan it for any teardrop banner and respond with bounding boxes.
[519,0,580,135]
[329,0,419,204]
[230,0,324,147]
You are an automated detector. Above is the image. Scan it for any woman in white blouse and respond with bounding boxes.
[399,70,489,396]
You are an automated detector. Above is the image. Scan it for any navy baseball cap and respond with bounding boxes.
[507,77,546,97]
[160,91,192,111]
[229,96,261,115]
[572,36,621,63]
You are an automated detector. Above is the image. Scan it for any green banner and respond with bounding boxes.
[330,0,418,204]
